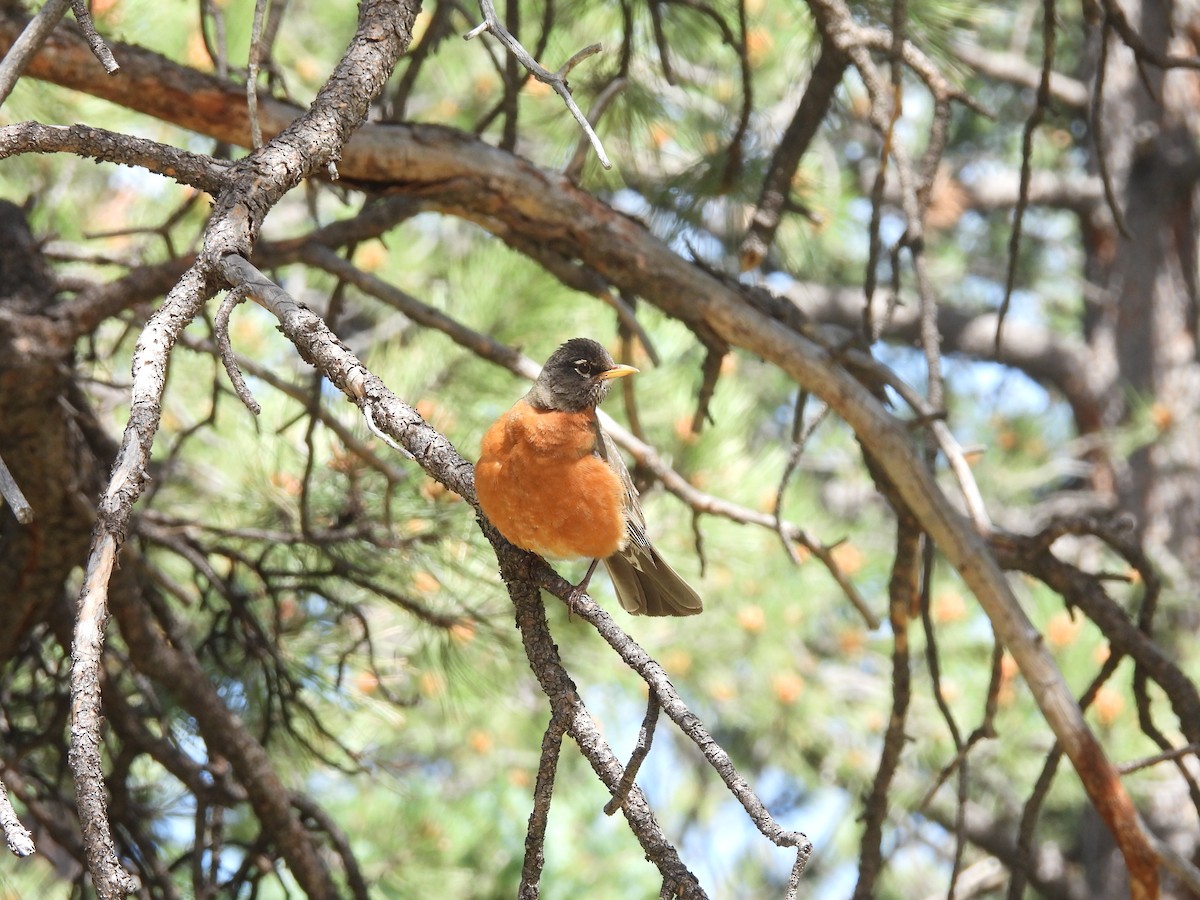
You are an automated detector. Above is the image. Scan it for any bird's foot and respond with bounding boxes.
[564,558,601,620]
[565,584,587,620]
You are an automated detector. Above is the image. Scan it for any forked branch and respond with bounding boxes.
[465,0,611,168]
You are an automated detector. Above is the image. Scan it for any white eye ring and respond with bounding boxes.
[573,360,591,376]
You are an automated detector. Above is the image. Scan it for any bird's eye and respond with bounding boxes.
[573,359,592,377]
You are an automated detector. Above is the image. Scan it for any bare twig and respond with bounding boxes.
[246,0,271,149]
[740,42,848,270]
[851,520,917,898]
[0,0,72,106]
[0,776,34,857]
[214,288,262,416]
[564,75,626,179]
[529,569,813,883]
[1118,742,1200,776]
[0,451,33,524]
[0,122,231,194]
[70,532,138,899]
[519,715,566,899]
[1101,0,1200,72]
[507,581,707,897]
[604,694,661,815]
[1088,13,1132,238]
[996,0,1056,353]
[465,0,612,168]
[772,391,829,564]
[69,0,119,74]
[690,340,727,434]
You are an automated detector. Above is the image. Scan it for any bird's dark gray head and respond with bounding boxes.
[526,338,638,412]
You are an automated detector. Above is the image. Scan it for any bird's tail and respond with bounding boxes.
[604,546,703,617]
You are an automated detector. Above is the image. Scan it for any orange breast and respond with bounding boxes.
[475,401,627,560]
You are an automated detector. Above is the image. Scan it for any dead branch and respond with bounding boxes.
[519,716,566,899]
[0,451,33,524]
[740,42,848,270]
[213,288,262,416]
[465,0,611,168]
[0,122,231,193]
[604,694,661,816]
[996,0,1057,354]
[0,0,71,105]
[0,775,34,857]
[68,0,118,74]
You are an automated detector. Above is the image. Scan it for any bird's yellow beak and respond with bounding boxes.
[597,364,639,381]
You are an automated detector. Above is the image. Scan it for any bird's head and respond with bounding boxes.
[526,338,638,412]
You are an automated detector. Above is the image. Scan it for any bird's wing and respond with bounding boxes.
[594,423,702,617]
[594,423,648,546]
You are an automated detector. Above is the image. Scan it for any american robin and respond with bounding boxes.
[475,338,703,617]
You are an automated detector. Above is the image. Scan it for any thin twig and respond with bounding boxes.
[996,0,1056,354]
[0,776,34,857]
[604,695,661,815]
[69,0,119,74]
[772,391,829,564]
[246,0,271,149]
[534,571,814,877]
[690,340,727,434]
[214,288,262,416]
[918,540,969,896]
[465,0,611,168]
[1118,742,1200,776]
[0,451,33,524]
[851,520,917,898]
[1101,0,1200,72]
[1089,13,1132,239]
[0,0,72,106]
[564,75,627,179]
[740,42,848,270]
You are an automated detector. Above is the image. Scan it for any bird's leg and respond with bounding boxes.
[566,557,601,617]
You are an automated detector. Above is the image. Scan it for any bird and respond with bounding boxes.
[475,338,703,617]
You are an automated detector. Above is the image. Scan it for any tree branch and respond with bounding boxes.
[0,121,230,193]
[953,40,1090,108]
[465,0,611,168]
[519,715,565,899]
[0,451,33,524]
[0,775,35,858]
[0,0,71,105]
